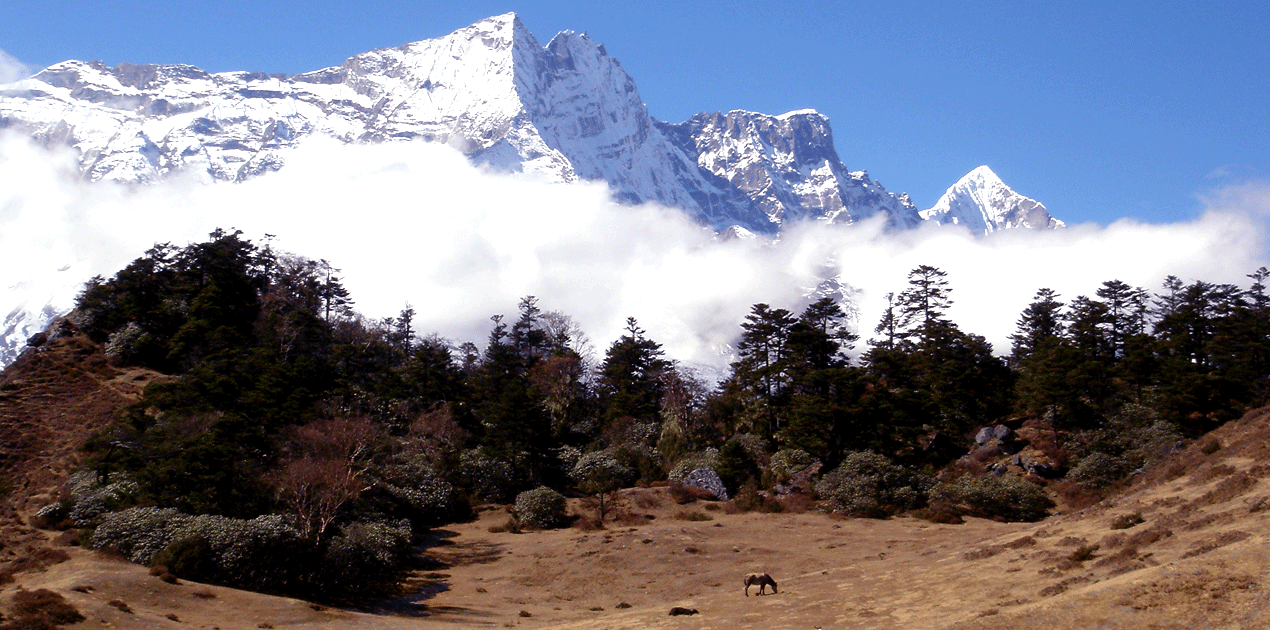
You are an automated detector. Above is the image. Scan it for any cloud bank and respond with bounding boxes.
[2,133,1267,375]
[0,49,32,84]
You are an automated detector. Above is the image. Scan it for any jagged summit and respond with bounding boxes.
[920,165,1063,234]
[0,15,1062,367]
[0,14,923,235]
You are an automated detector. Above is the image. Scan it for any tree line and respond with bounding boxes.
[55,230,1270,597]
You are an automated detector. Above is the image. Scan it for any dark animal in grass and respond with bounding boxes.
[668,606,699,616]
[744,572,778,596]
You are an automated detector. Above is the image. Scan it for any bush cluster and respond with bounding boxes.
[570,449,636,495]
[103,321,154,363]
[1069,452,1132,489]
[668,448,720,481]
[5,588,85,628]
[91,507,193,564]
[377,455,466,526]
[815,451,934,518]
[90,506,413,596]
[931,475,1053,522]
[768,448,816,480]
[92,508,304,589]
[512,487,569,529]
[34,471,142,528]
[317,519,413,593]
[459,449,518,503]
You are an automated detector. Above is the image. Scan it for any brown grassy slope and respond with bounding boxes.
[2,331,1270,629]
[0,325,162,568]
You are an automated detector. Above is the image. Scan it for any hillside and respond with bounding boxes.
[1,326,1269,629]
[0,322,165,570]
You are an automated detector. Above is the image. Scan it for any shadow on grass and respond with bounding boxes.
[364,528,507,618]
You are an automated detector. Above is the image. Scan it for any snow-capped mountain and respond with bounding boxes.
[920,165,1063,234]
[0,13,920,234]
[0,14,1064,369]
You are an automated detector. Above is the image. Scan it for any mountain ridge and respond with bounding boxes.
[0,13,1062,367]
[0,12,970,234]
[920,165,1063,233]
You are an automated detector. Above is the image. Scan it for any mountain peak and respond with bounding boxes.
[921,166,1063,234]
[962,164,1002,184]
[465,11,524,33]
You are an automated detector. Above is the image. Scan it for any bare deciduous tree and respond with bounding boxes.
[272,456,367,543]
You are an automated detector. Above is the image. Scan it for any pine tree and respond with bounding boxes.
[896,265,953,343]
[1095,279,1148,358]
[731,304,797,436]
[599,318,670,424]
[394,304,416,354]
[511,295,550,360]
[788,297,856,373]
[1009,288,1065,366]
[871,292,901,350]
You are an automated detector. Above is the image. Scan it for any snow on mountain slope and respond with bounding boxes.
[661,110,921,229]
[920,165,1064,234]
[0,13,921,235]
[0,14,1066,369]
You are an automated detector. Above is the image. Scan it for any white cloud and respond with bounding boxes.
[0,49,32,84]
[2,133,1268,375]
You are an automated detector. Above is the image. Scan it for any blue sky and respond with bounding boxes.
[2,0,1267,225]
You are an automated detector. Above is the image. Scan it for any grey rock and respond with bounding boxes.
[683,468,727,501]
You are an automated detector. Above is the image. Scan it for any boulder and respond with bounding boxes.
[683,469,728,501]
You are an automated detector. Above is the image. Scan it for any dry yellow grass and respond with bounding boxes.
[4,335,1270,628]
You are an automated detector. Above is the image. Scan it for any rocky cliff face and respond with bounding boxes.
[920,165,1064,234]
[661,110,921,229]
[0,13,918,234]
[0,14,1063,368]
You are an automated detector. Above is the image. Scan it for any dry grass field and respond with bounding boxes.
[4,334,1270,629]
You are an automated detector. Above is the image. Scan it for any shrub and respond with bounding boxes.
[57,470,141,527]
[715,441,760,496]
[458,449,518,503]
[96,508,306,591]
[9,588,85,626]
[815,451,934,518]
[667,481,718,504]
[613,445,664,485]
[1124,422,1183,466]
[727,434,768,462]
[1069,452,1131,489]
[571,450,636,521]
[732,481,783,513]
[377,456,467,526]
[768,448,815,480]
[30,502,68,530]
[91,507,192,563]
[316,519,413,594]
[1068,543,1100,562]
[914,501,965,524]
[104,322,154,363]
[1110,512,1145,530]
[931,475,1054,522]
[512,487,569,530]
[668,449,720,481]
[160,514,304,589]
